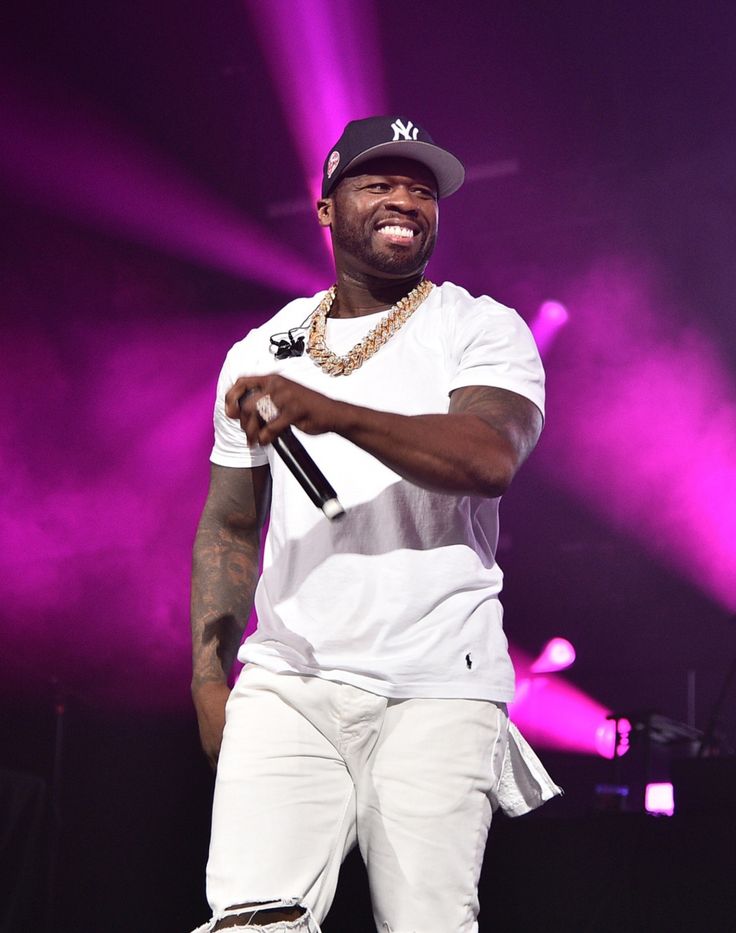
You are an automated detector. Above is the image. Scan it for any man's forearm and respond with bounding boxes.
[190,519,261,692]
[333,405,517,497]
[333,384,542,497]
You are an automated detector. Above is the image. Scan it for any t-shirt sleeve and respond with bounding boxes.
[448,298,545,419]
[210,339,270,468]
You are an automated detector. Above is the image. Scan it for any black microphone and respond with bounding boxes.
[255,395,345,521]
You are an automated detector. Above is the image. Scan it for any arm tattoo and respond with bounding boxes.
[450,385,543,464]
[191,465,271,690]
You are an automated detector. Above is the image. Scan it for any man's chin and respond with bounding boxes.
[332,229,434,279]
[366,249,429,278]
[372,260,424,277]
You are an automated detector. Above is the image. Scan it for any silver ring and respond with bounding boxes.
[256,394,279,423]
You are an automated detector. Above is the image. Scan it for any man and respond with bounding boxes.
[191,116,561,933]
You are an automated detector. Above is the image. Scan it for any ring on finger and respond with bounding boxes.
[256,394,280,423]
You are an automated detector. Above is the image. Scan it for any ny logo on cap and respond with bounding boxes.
[391,119,419,141]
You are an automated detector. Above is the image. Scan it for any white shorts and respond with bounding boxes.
[204,664,559,933]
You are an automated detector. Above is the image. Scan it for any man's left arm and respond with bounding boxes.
[226,375,542,498]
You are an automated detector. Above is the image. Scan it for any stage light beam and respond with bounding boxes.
[0,69,326,294]
[531,300,570,354]
[535,259,736,612]
[244,0,387,200]
[510,647,613,756]
[531,636,576,673]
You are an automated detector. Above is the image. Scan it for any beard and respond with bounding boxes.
[330,210,437,277]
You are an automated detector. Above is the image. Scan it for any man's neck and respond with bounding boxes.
[330,270,425,319]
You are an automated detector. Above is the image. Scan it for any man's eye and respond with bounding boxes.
[367,183,390,191]
[413,188,437,199]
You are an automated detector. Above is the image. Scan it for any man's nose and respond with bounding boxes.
[384,186,419,212]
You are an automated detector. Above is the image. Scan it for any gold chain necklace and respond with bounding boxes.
[306,279,434,376]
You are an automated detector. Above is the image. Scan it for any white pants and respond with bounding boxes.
[204,665,511,933]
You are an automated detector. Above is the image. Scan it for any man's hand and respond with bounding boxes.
[225,374,345,447]
[192,681,231,770]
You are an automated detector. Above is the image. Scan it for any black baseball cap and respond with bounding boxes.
[321,116,465,199]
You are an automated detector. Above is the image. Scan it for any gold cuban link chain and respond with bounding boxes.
[306,279,435,376]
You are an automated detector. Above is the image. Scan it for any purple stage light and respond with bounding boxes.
[510,647,612,756]
[595,717,632,760]
[531,300,569,354]
[0,314,256,709]
[536,259,736,611]
[244,0,387,200]
[530,636,576,673]
[0,70,326,294]
[645,782,674,816]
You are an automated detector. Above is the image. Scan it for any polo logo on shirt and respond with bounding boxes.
[391,119,419,141]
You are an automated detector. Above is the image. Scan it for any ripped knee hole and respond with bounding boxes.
[213,903,307,929]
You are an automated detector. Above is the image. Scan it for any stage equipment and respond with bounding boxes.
[597,710,702,814]
[644,781,674,816]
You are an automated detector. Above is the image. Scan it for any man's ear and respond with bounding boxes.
[316,197,333,228]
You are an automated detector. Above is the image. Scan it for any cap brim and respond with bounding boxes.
[337,140,465,198]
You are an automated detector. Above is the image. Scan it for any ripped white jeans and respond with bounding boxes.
[190,898,316,932]
[200,665,510,933]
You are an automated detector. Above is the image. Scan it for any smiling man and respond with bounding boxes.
[190,116,561,933]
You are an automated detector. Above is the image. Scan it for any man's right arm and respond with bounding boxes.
[191,462,271,768]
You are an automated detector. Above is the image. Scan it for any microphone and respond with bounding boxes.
[255,395,345,521]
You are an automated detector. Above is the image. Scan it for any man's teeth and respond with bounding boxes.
[378,225,415,239]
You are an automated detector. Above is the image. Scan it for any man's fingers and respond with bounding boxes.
[254,394,280,424]
[225,374,294,419]
[238,403,264,447]
[231,388,281,447]
[254,412,292,447]
[224,373,330,442]
[225,375,262,418]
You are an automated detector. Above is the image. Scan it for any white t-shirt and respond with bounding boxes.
[210,282,545,702]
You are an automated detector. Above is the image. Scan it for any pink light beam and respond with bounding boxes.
[530,636,577,673]
[536,258,736,611]
[510,646,614,757]
[244,0,388,201]
[531,300,570,354]
[0,69,325,294]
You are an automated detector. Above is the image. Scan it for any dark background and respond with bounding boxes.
[1,1,735,930]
